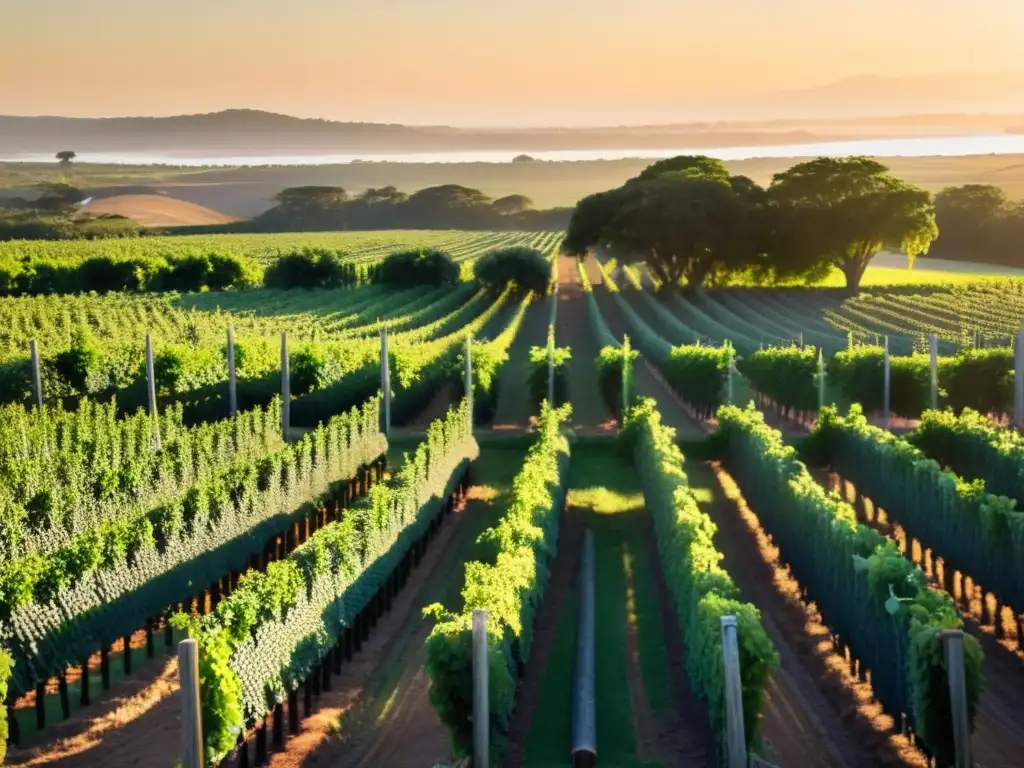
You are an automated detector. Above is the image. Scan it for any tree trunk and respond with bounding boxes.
[839,258,868,295]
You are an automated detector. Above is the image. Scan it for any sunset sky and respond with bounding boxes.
[2,0,1021,125]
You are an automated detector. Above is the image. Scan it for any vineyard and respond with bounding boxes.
[2,232,1024,768]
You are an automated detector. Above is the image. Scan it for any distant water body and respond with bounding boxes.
[5,133,1024,167]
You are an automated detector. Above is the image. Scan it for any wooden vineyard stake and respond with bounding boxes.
[178,639,204,768]
[883,335,891,430]
[1015,322,1024,428]
[100,645,111,690]
[145,334,162,449]
[59,672,70,718]
[227,324,238,418]
[721,615,747,768]
[280,331,290,440]
[941,630,972,768]
[929,333,939,411]
[30,339,43,408]
[473,609,489,768]
[381,326,391,438]
[465,335,473,435]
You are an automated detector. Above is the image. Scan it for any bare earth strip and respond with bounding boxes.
[77,194,237,227]
[556,254,616,432]
[492,297,551,429]
[695,461,926,768]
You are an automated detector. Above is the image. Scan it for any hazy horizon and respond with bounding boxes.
[3,0,1023,126]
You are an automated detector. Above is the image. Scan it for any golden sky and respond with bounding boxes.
[2,0,1021,124]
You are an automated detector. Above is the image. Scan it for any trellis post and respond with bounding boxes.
[472,609,489,768]
[227,324,238,418]
[30,339,43,408]
[465,335,473,435]
[941,630,972,768]
[145,334,162,449]
[280,331,290,439]
[929,333,938,411]
[380,327,391,438]
[721,616,747,768]
[178,639,204,768]
[883,335,891,430]
[1015,322,1024,428]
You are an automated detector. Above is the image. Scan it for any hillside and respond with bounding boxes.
[77,194,238,227]
[3,107,1024,157]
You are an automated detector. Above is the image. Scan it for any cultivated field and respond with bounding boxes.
[76,195,238,228]
[2,233,1023,768]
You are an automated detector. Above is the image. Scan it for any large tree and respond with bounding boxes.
[565,170,760,289]
[769,157,937,292]
[932,184,1010,258]
[56,150,76,166]
[491,194,533,215]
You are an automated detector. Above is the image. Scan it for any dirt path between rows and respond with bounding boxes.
[633,508,717,766]
[5,659,181,768]
[695,461,924,768]
[556,255,616,431]
[817,469,1024,768]
[501,506,584,768]
[587,286,705,439]
[268,484,482,768]
[492,297,550,429]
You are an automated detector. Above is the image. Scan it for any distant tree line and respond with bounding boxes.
[564,154,939,293]
[254,184,571,232]
[0,182,143,240]
[929,184,1024,268]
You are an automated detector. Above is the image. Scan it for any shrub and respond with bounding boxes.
[473,246,549,295]
[662,343,734,419]
[264,248,348,289]
[425,401,571,757]
[595,336,639,417]
[375,248,459,287]
[209,253,260,290]
[157,254,212,292]
[52,328,102,393]
[624,399,776,752]
[738,345,819,413]
[78,256,152,292]
[527,328,570,407]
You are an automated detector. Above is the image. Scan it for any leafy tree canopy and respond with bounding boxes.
[768,156,937,292]
[274,186,349,210]
[634,154,730,183]
[564,156,762,289]
[473,246,549,295]
[491,194,534,215]
[375,248,459,287]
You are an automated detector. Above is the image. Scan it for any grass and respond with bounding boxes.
[524,444,673,768]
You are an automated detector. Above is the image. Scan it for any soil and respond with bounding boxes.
[76,194,237,227]
[633,507,717,766]
[5,658,181,768]
[266,485,476,768]
[697,461,926,768]
[556,255,617,431]
[492,296,550,429]
[501,506,585,768]
[817,469,1024,768]
[405,381,457,431]
[584,261,705,440]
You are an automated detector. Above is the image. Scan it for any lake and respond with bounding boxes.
[4,133,1024,167]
